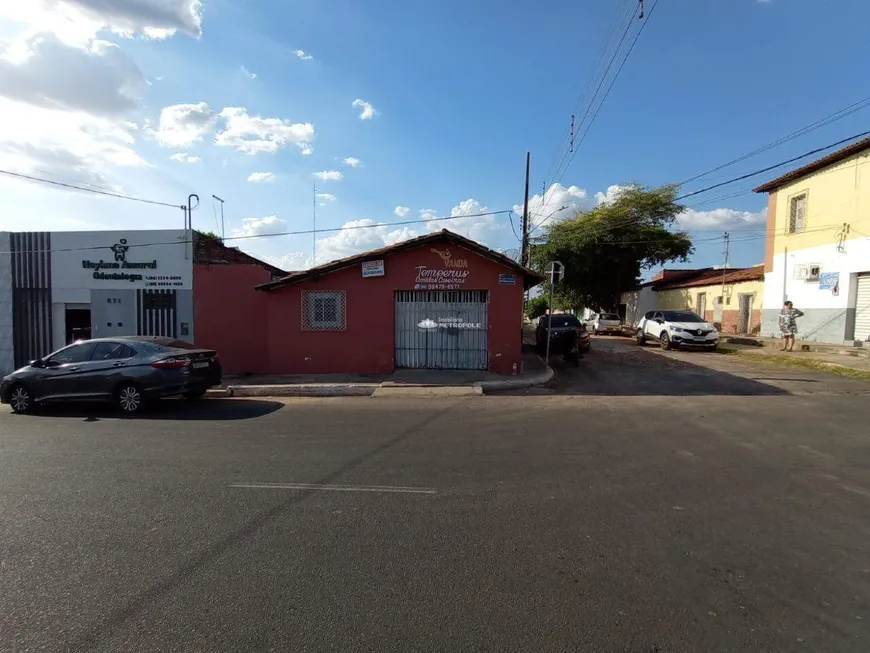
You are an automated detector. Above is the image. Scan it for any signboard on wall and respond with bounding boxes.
[361,260,385,278]
[51,230,192,292]
[819,272,839,290]
[414,247,471,290]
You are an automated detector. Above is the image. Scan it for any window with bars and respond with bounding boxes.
[788,193,807,233]
[302,290,346,331]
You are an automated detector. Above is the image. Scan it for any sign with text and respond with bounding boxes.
[413,247,471,290]
[361,259,385,278]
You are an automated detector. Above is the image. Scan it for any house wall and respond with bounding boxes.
[762,237,870,342]
[769,149,870,256]
[656,279,764,334]
[193,263,272,374]
[620,287,657,327]
[760,149,870,342]
[263,243,526,375]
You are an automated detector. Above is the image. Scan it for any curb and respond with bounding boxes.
[476,359,554,393]
[225,384,378,398]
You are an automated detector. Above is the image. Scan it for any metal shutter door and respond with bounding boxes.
[855,274,870,341]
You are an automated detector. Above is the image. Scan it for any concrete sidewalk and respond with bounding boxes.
[208,351,553,398]
[723,343,870,378]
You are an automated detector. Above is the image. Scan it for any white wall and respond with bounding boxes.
[621,286,657,327]
[762,236,870,342]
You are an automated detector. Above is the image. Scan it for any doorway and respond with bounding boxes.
[65,308,91,343]
[695,292,707,318]
[738,294,754,334]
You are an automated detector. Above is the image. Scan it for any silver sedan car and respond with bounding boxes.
[0,336,222,415]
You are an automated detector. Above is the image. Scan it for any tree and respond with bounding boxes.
[531,185,693,311]
[524,295,549,319]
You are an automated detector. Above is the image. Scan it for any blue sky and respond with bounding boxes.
[0,0,868,272]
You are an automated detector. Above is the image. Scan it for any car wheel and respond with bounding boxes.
[116,383,144,416]
[636,329,646,346]
[8,383,32,414]
[183,389,206,400]
[660,332,672,351]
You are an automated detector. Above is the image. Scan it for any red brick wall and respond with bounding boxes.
[703,309,762,335]
[263,243,526,375]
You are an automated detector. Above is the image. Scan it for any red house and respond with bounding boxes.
[255,230,543,375]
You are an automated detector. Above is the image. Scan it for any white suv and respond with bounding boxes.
[636,310,719,351]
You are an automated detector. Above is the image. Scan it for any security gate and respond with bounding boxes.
[395,290,488,370]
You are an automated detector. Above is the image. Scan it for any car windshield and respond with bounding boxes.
[662,311,704,323]
[545,315,580,328]
[600,313,620,320]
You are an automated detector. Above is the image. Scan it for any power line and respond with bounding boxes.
[678,93,870,187]
[0,167,185,209]
[674,130,870,201]
[0,209,514,256]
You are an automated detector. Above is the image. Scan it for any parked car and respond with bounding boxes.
[588,312,623,335]
[0,336,222,415]
[536,314,591,355]
[636,310,719,351]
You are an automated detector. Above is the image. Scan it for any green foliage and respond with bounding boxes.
[524,295,549,319]
[531,185,693,311]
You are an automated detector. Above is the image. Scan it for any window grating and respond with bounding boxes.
[302,290,346,331]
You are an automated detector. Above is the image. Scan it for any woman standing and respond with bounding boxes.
[779,301,804,352]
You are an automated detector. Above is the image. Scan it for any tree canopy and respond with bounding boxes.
[531,185,693,311]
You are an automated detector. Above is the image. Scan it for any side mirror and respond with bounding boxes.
[29,359,43,368]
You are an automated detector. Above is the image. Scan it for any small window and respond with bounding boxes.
[92,342,134,360]
[788,193,807,233]
[48,343,96,365]
[302,290,346,331]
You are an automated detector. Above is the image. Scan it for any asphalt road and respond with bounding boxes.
[2,339,870,652]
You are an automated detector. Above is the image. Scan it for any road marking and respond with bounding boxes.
[228,483,437,494]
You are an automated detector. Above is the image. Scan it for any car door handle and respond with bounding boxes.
[112,362,125,368]
[68,366,79,371]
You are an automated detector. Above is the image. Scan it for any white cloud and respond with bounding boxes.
[232,215,287,238]
[215,106,314,155]
[299,143,313,156]
[425,199,500,243]
[316,193,336,202]
[0,0,204,45]
[0,34,146,118]
[169,152,200,163]
[153,102,216,147]
[677,207,767,231]
[310,219,417,265]
[294,49,313,60]
[394,206,410,217]
[352,98,377,120]
[419,208,437,220]
[313,170,342,181]
[241,65,256,80]
[342,156,361,167]
[595,184,631,205]
[247,171,275,183]
[515,183,589,231]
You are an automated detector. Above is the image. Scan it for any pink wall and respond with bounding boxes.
[193,264,271,374]
[262,242,526,375]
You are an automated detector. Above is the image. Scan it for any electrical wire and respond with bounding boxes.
[0,209,515,256]
[0,167,185,209]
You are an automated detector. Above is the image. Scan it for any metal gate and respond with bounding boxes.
[395,290,488,370]
[855,274,870,341]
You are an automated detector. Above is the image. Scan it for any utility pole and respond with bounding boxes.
[312,182,317,264]
[520,152,530,267]
[212,195,225,241]
[719,232,729,327]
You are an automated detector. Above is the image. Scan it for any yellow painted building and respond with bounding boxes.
[754,137,870,342]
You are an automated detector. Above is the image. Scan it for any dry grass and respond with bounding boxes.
[718,348,870,382]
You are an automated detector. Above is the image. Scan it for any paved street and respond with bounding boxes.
[2,338,870,652]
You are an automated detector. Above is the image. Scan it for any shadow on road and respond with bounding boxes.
[534,338,791,397]
[25,398,284,421]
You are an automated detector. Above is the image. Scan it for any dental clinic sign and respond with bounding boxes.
[51,230,193,291]
[82,239,158,282]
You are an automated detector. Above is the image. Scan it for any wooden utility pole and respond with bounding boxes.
[520,152,530,267]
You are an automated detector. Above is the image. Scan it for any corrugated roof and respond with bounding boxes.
[753,136,870,193]
[193,231,286,277]
[653,265,764,290]
[255,229,546,291]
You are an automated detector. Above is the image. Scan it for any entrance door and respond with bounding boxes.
[395,290,488,370]
[855,274,870,342]
[695,292,707,318]
[65,308,91,343]
[738,294,753,333]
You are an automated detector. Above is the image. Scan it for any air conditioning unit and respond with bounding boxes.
[794,264,809,280]
[805,264,821,282]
